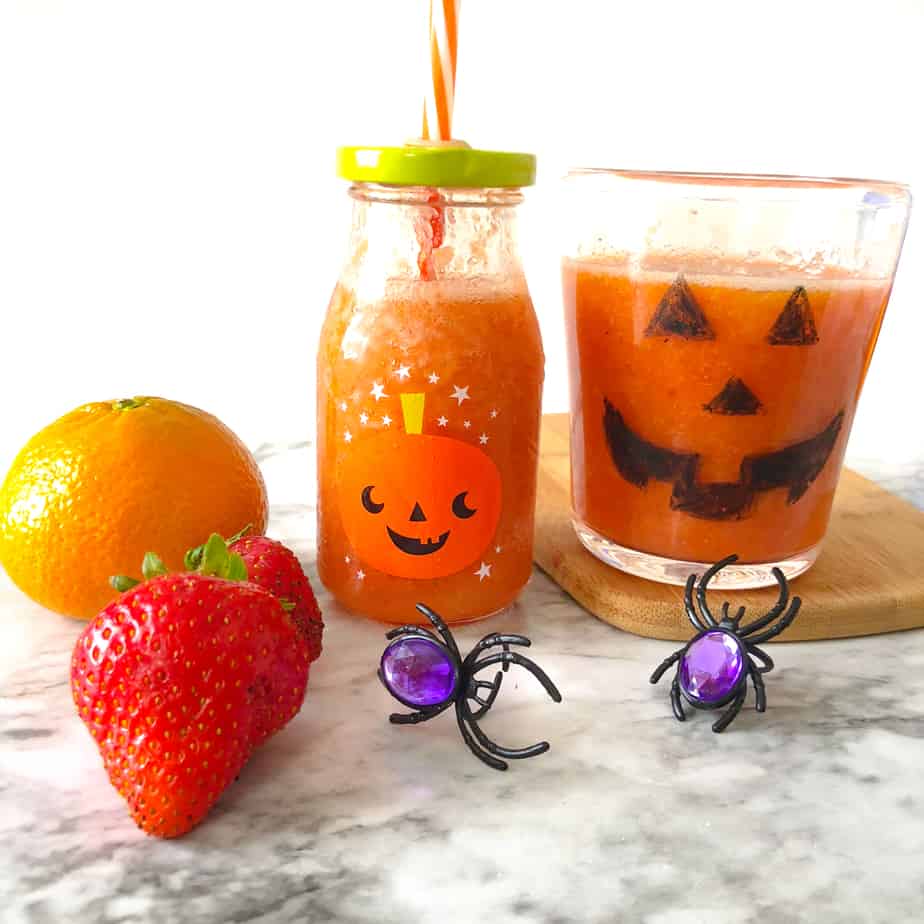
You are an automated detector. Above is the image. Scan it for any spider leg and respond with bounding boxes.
[462,703,551,761]
[463,634,532,671]
[696,555,738,627]
[455,701,507,771]
[746,644,774,673]
[389,700,453,725]
[650,648,684,684]
[711,686,747,733]
[684,574,708,632]
[738,567,790,637]
[743,597,802,646]
[670,676,686,722]
[415,604,462,659]
[749,664,767,713]
[466,672,503,720]
[385,624,442,645]
[470,652,562,704]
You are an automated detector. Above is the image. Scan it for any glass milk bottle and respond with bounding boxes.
[317,144,543,623]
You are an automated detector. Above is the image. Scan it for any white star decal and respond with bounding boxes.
[394,364,412,381]
[494,545,503,554]
[356,569,366,581]
[463,420,471,429]
[490,408,499,419]
[370,381,388,401]
[474,562,492,581]
[479,433,489,445]
[428,372,440,384]
[381,414,392,427]
[450,385,470,405]
[344,555,351,564]
[344,429,353,443]
[339,401,348,412]
[437,416,448,427]
[359,412,369,425]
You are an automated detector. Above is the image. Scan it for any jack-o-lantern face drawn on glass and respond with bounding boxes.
[339,393,502,579]
[604,277,844,521]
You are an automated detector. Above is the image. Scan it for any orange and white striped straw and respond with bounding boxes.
[422,0,460,141]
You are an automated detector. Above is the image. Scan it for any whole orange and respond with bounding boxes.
[0,397,268,619]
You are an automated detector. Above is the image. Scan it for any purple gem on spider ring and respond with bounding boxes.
[679,631,743,704]
[380,637,457,707]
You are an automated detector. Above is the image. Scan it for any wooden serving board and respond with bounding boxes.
[533,413,924,641]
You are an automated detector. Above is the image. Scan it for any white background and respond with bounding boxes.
[1,0,921,474]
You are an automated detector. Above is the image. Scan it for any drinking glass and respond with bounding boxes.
[562,170,911,587]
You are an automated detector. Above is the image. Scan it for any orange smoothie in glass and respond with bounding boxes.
[563,256,892,567]
[318,276,543,624]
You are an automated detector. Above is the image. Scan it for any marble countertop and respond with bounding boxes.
[2,443,924,924]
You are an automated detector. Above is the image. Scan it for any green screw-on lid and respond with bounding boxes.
[336,142,536,189]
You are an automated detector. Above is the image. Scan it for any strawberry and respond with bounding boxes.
[71,538,310,838]
[228,536,324,662]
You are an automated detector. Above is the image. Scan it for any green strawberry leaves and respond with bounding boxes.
[184,523,252,571]
[110,574,140,592]
[110,528,253,594]
[199,533,248,581]
[110,551,169,592]
[142,552,168,581]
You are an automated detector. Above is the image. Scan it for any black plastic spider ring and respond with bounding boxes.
[650,554,801,732]
[378,603,563,770]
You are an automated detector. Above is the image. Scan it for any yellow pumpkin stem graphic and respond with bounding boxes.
[400,393,425,435]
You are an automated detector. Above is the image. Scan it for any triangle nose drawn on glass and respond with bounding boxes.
[644,275,715,341]
[768,286,819,345]
[703,377,764,416]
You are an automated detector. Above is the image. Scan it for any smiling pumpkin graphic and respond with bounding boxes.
[338,393,502,579]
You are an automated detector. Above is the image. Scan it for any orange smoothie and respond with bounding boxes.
[318,276,544,624]
[563,256,891,564]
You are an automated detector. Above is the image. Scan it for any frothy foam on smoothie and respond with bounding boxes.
[380,273,530,302]
[564,255,891,292]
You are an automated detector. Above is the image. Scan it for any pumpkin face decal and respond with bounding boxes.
[338,394,502,579]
